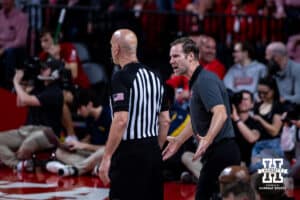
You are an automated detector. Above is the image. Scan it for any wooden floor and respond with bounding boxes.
[0,166,196,200]
[0,89,299,200]
[1,166,300,200]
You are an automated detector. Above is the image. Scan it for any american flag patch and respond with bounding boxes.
[113,93,125,102]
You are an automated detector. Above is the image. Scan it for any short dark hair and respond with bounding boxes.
[240,90,254,102]
[77,88,99,107]
[39,27,55,39]
[170,37,199,60]
[237,41,256,60]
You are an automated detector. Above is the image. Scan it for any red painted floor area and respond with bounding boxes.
[2,166,300,200]
[0,166,196,200]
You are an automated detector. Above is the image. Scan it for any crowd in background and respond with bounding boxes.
[0,0,300,199]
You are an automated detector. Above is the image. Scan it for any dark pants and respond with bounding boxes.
[109,137,163,200]
[196,139,241,200]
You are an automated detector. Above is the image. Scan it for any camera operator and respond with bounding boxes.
[39,28,91,142]
[231,90,260,167]
[0,57,63,171]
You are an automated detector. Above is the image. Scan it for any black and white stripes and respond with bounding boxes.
[124,68,164,140]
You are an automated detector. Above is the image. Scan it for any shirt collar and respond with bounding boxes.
[123,61,139,71]
[189,65,203,89]
[276,60,291,79]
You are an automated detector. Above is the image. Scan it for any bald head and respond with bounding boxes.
[265,42,287,60]
[200,36,216,62]
[219,165,250,193]
[111,29,138,55]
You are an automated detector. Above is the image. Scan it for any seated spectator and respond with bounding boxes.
[199,36,226,80]
[250,76,286,172]
[219,165,251,192]
[39,28,91,141]
[46,88,111,176]
[231,90,260,167]
[39,29,90,89]
[165,72,203,184]
[224,41,267,96]
[265,42,300,105]
[0,58,63,171]
[259,0,285,44]
[287,34,300,63]
[166,74,190,108]
[164,76,199,183]
[187,0,228,38]
[225,0,258,46]
[62,0,91,42]
[0,0,28,89]
[252,173,290,200]
[167,103,200,183]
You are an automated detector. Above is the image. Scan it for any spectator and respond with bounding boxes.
[222,181,255,200]
[0,58,63,171]
[225,0,257,46]
[39,28,91,141]
[62,0,91,42]
[39,29,90,89]
[189,34,205,59]
[224,41,267,96]
[166,74,190,107]
[265,41,300,105]
[250,76,286,172]
[46,88,111,176]
[252,173,289,200]
[259,0,285,44]
[231,90,260,167]
[165,73,201,183]
[0,0,28,89]
[187,0,228,38]
[199,36,226,80]
[287,34,300,63]
[219,165,251,194]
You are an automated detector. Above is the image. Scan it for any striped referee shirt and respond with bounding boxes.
[110,62,168,141]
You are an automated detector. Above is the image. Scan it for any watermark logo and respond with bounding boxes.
[258,158,288,184]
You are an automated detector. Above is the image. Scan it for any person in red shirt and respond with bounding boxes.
[199,36,226,79]
[166,74,190,104]
[39,30,90,89]
[39,29,90,142]
[225,0,258,46]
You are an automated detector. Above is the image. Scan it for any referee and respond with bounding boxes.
[99,29,170,200]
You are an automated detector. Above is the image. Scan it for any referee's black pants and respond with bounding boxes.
[196,138,241,200]
[109,137,163,200]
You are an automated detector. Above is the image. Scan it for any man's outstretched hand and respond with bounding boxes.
[162,136,182,161]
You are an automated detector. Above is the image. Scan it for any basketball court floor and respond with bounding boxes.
[1,87,300,200]
[0,166,196,200]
